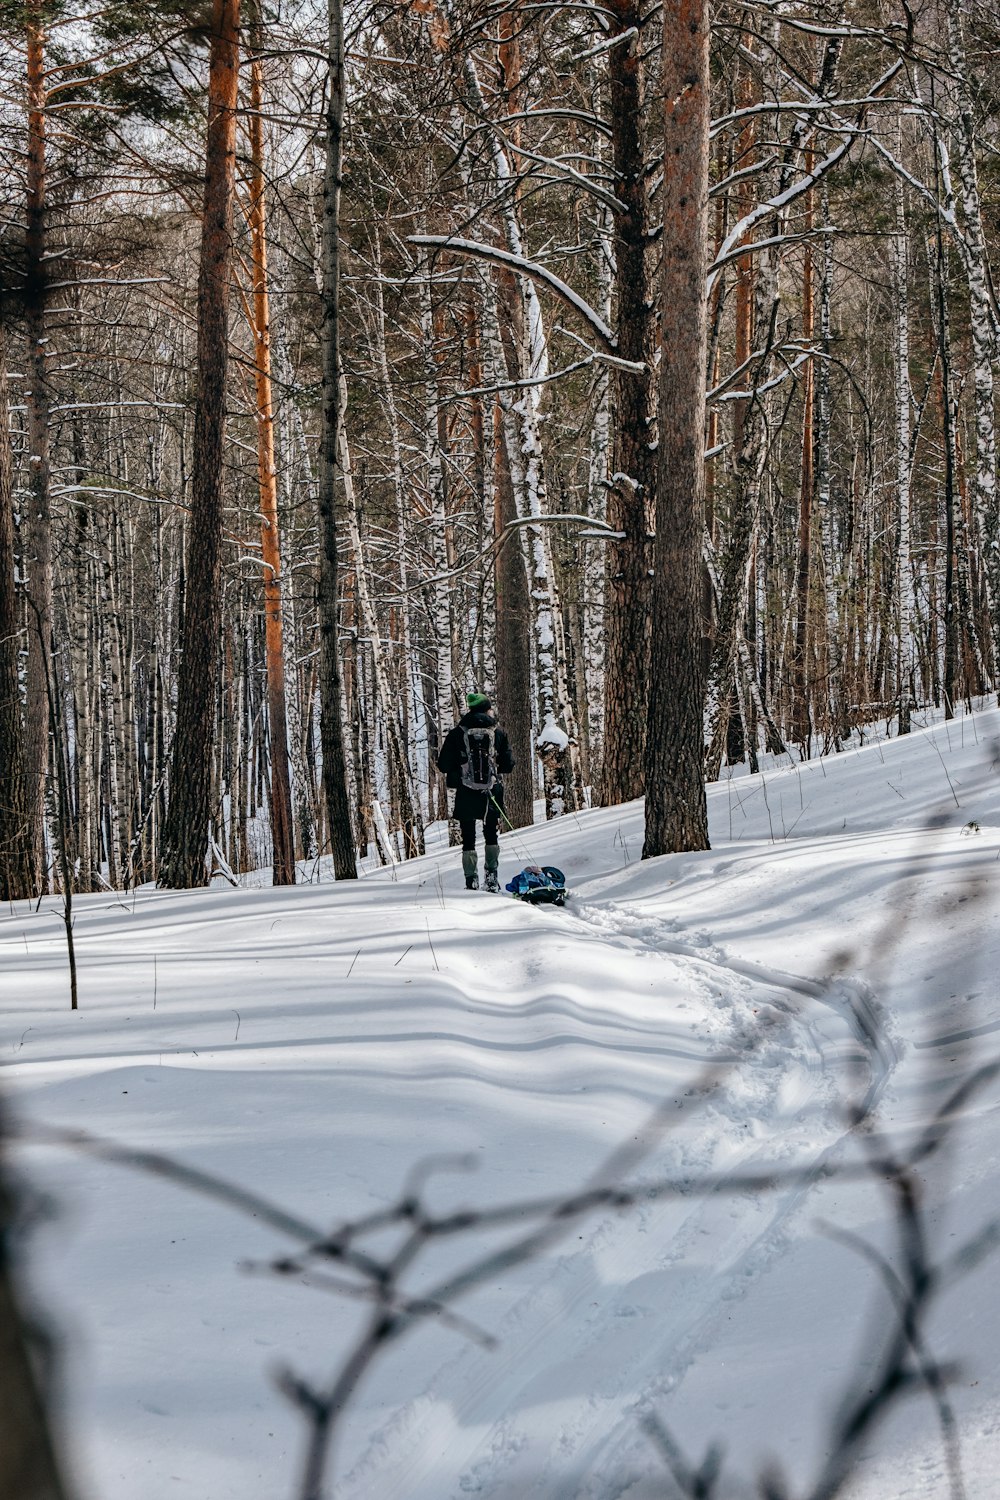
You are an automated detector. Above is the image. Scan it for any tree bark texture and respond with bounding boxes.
[891,162,916,732]
[0,332,32,901]
[643,0,711,858]
[934,135,960,719]
[704,38,787,777]
[316,0,358,879]
[494,400,535,828]
[790,162,815,752]
[599,0,657,807]
[247,46,296,886]
[23,6,50,894]
[338,392,421,858]
[159,0,240,888]
[945,0,998,676]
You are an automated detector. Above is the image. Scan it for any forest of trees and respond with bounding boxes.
[0,0,997,898]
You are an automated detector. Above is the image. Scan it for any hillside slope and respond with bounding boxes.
[2,710,999,1499]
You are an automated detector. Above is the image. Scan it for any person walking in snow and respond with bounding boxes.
[437,693,515,891]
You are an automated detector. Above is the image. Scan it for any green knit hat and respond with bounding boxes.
[467,692,491,712]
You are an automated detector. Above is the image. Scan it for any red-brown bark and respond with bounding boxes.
[159,0,241,888]
[600,0,658,807]
[643,0,711,856]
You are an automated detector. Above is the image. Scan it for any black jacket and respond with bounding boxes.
[437,711,515,820]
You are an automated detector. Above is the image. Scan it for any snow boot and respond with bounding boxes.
[462,849,479,890]
[484,845,500,893]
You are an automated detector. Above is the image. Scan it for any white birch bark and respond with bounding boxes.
[371,797,397,866]
[890,165,917,729]
[419,264,453,818]
[96,506,127,887]
[370,219,425,841]
[478,279,575,815]
[945,0,998,678]
[270,268,317,857]
[459,60,581,814]
[338,381,423,855]
[585,207,613,787]
[70,487,96,889]
[816,184,844,738]
[705,18,800,771]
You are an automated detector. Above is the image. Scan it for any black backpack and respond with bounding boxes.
[460,727,496,792]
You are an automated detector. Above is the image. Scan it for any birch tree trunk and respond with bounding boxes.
[271,257,319,859]
[462,52,580,817]
[485,277,575,818]
[99,509,124,887]
[159,0,240,888]
[0,333,32,901]
[419,265,453,822]
[370,218,425,849]
[704,29,805,776]
[247,45,295,885]
[933,136,959,720]
[489,310,535,829]
[891,167,917,733]
[338,384,422,858]
[23,2,50,893]
[789,157,816,753]
[584,211,612,787]
[945,0,998,683]
[816,185,842,742]
[643,0,711,857]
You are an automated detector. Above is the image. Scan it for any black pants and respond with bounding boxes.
[454,782,503,851]
[459,808,500,852]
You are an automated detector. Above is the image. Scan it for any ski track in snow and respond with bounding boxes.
[4,706,1000,1500]
[334,895,900,1500]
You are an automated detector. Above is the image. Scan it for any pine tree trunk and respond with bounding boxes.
[316,0,357,879]
[600,0,656,807]
[643,0,711,857]
[494,398,535,828]
[159,0,240,888]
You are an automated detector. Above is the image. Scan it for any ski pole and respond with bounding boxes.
[488,791,537,866]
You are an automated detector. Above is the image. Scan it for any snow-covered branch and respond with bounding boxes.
[408,235,617,354]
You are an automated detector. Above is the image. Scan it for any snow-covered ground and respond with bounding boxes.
[3,709,1000,1499]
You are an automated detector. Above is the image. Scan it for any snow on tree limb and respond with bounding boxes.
[408,235,618,355]
[708,137,854,294]
[708,57,906,295]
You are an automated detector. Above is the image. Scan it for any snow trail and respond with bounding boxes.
[2,707,1000,1499]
